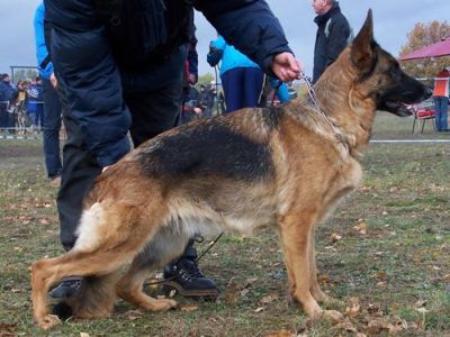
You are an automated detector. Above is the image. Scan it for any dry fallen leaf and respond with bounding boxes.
[260,293,279,304]
[318,274,331,284]
[415,307,429,314]
[180,304,199,312]
[345,297,360,317]
[80,333,90,337]
[414,299,427,308]
[336,318,357,332]
[389,318,407,333]
[0,323,16,337]
[367,318,394,334]
[264,329,296,337]
[330,233,343,243]
[124,309,143,320]
[367,303,382,315]
[353,222,368,235]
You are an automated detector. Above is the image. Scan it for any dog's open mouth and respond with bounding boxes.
[379,101,412,117]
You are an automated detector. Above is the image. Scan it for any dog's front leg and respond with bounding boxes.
[279,212,343,322]
[308,227,331,304]
[279,212,322,319]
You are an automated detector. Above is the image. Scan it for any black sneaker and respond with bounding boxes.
[49,278,81,299]
[163,258,219,300]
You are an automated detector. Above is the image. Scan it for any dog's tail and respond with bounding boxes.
[53,272,121,320]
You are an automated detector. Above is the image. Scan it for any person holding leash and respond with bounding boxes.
[44,0,301,300]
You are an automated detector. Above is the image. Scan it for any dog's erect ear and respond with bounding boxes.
[351,9,376,73]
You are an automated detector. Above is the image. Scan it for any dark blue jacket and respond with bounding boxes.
[313,1,350,83]
[0,81,17,103]
[44,0,292,167]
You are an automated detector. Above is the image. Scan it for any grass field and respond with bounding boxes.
[0,113,449,337]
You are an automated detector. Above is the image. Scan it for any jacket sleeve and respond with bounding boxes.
[325,16,350,66]
[187,37,198,77]
[34,4,54,78]
[196,0,293,74]
[45,0,131,167]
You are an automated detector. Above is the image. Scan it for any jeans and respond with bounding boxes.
[42,78,63,178]
[434,96,449,131]
[57,79,183,250]
[221,67,264,113]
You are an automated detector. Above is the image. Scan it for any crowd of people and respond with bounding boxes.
[0,74,46,130]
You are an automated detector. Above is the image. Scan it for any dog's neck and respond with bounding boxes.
[313,48,377,157]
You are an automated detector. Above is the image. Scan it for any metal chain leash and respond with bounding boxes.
[299,71,342,137]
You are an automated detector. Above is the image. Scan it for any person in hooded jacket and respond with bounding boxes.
[44,0,301,300]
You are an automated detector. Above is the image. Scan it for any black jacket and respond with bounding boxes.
[44,0,292,166]
[313,1,350,83]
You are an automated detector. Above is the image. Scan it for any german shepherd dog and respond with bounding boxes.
[31,11,431,329]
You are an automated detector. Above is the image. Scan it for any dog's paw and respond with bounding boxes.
[322,309,344,323]
[150,298,178,312]
[37,314,61,330]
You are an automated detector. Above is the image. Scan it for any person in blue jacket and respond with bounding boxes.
[44,0,301,300]
[208,35,291,112]
[0,74,17,129]
[26,76,44,128]
[208,35,263,113]
[33,2,63,182]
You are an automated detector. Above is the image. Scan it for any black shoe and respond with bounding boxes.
[49,278,81,299]
[163,258,219,300]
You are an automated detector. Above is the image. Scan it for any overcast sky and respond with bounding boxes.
[0,0,449,78]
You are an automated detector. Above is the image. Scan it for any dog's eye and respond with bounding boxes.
[389,64,402,81]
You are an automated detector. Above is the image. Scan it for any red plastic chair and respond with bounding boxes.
[411,99,436,134]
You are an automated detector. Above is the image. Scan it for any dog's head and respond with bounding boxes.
[350,10,432,116]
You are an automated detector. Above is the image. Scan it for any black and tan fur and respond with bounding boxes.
[31,11,431,329]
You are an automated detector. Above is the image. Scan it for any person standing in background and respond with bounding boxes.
[34,2,63,183]
[207,35,265,113]
[312,0,351,83]
[27,77,44,129]
[0,74,17,130]
[433,68,449,132]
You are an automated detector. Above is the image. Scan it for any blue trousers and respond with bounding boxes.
[434,96,449,131]
[0,105,8,128]
[221,67,264,113]
[43,78,63,178]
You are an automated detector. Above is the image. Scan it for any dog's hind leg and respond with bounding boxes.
[31,201,167,329]
[116,263,177,312]
[58,271,122,320]
[116,224,189,312]
[32,250,131,329]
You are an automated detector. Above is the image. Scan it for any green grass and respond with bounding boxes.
[0,114,449,336]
